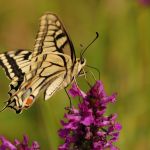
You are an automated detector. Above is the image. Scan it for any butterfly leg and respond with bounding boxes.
[72,77,83,104]
[88,70,97,81]
[82,69,92,88]
[64,88,72,108]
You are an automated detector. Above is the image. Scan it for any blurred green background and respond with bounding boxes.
[0,0,150,149]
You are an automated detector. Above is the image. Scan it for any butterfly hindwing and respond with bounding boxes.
[44,76,64,100]
[6,53,68,111]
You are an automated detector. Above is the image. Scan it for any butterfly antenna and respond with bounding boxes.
[80,32,99,59]
[85,65,100,80]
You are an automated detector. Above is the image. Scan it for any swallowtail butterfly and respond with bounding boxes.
[0,13,87,113]
[0,13,99,113]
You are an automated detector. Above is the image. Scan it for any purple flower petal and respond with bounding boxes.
[65,114,81,122]
[68,83,86,98]
[89,80,106,98]
[139,0,150,5]
[0,135,40,150]
[31,141,40,149]
[14,139,20,146]
[81,115,94,126]
[101,93,117,104]
[61,120,78,130]
[115,123,122,131]
[22,135,29,145]
[58,129,70,138]
[0,136,17,150]
[58,143,69,150]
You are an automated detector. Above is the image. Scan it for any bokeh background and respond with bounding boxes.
[0,0,150,149]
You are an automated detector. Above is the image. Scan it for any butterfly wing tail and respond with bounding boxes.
[3,73,64,113]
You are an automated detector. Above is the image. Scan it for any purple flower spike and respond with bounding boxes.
[0,136,17,150]
[0,135,40,150]
[58,80,122,150]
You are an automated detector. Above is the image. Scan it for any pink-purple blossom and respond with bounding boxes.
[58,80,122,150]
[0,135,40,150]
[139,0,150,5]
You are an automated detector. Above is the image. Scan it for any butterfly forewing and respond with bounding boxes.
[0,50,32,96]
[33,13,76,63]
[0,50,31,80]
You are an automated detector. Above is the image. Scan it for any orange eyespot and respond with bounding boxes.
[25,96,34,108]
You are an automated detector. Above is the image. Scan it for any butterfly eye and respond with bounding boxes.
[80,58,85,64]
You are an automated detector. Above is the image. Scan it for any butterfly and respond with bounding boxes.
[0,13,89,113]
[0,13,99,114]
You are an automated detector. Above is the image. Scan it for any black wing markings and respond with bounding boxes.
[0,49,32,96]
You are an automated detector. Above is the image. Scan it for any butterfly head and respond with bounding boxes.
[76,58,86,74]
